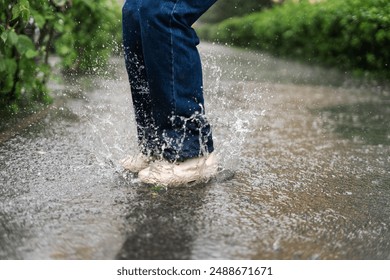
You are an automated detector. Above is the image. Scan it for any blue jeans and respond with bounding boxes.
[122,0,216,162]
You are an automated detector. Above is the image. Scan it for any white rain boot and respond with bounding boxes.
[138,153,218,187]
[120,153,152,173]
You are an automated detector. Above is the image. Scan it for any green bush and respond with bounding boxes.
[199,0,390,78]
[1,0,53,113]
[55,0,122,74]
[0,0,121,114]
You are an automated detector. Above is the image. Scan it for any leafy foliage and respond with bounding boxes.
[199,0,390,78]
[0,0,121,114]
[55,0,122,73]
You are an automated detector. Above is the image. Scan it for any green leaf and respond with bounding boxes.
[11,4,21,20]
[1,31,8,43]
[33,13,46,29]
[25,49,38,59]
[11,0,30,22]
[15,35,35,55]
[8,30,19,46]
[5,59,18,75]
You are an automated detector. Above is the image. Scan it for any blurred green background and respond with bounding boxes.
[198,0,389,80]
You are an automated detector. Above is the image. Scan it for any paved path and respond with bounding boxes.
[1,43,389,259]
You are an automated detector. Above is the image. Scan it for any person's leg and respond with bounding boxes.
[134,0,218,185]
[122,0,158,157]
[138,0,217,162]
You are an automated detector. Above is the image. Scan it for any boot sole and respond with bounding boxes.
[141,168,235,188]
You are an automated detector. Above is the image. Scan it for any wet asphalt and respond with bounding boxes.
[1,43,389,259]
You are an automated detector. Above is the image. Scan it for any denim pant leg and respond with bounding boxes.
[123,0,216,161]
[122,0,159,156]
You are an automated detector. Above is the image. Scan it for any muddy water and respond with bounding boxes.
[1,43,389,259]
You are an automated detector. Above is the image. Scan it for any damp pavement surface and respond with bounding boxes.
[1,43,390,260]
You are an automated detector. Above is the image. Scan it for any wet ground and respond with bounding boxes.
[1,43,389,259]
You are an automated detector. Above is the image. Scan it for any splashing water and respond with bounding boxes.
[73,43,264,174]
[202,46,267,171]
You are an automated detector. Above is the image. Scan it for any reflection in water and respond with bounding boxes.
[116,178,209,260]
[317,101,390,145]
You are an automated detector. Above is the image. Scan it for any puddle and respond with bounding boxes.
[0,43,389,259]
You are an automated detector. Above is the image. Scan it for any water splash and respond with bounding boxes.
[202,45,267,171]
